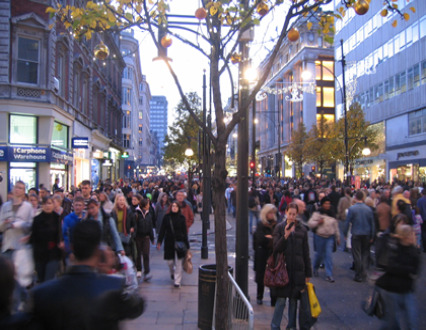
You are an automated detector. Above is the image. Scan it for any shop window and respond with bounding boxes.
[10,162,36,191]
[17,37,39,84]
[10,115,37,144]
[51,122,69,149]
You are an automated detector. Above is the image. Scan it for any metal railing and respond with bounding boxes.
[213,272,254,330]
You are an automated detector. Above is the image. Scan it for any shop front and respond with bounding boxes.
[91,130,112,186]
[353,157,387,184]
[387,147,426,184]
[50,148,73,191]
[72,139,91,187]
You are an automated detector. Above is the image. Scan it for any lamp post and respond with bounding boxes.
[185,147,194,190]
[340,39,350,186]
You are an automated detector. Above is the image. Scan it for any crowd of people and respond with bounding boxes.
[0,176,196,329]
[0,173,424,329]
[248,177,424,329]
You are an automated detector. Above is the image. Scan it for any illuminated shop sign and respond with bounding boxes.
[72,137,89,149]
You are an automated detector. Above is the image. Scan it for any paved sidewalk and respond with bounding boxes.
[124,213,426,330]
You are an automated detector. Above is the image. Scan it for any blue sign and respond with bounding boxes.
[72,137,89,149]
[51,148,73,165]
[10,146,49,162]
[0,146,7,161]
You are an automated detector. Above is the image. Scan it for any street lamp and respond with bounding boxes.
[185,147,194,191]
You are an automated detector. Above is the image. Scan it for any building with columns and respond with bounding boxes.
[0,0,125,197]
[256,16,335,178]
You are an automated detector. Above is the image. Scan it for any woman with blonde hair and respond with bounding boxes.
[111,194,136,260]
[253,203,278,305]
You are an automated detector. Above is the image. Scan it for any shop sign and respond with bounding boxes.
[51,148,73,165]
[397,150,419,160]
[0,146,8,161]
[10,146,49,162]
[355,159,374,166]
[72,137,89,149]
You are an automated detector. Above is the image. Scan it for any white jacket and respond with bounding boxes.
[308,211,340,241]
[0,200,34,252]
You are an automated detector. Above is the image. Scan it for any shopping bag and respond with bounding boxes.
[13,245,35,287]
[306,282,321,318]
[362,286,385,319]
[183,250,193,274]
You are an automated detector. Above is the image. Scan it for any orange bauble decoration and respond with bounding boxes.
[94,42,110,60]
[195,7,207,20]
[161,35,172,48]
[354,0,369,16]
[287,28,300,42]
[380,9,388,17]
[256,2,269,16]
[231,53,242,64]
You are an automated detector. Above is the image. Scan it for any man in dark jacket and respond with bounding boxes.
[27,220,145,330]
[344,190,375,282]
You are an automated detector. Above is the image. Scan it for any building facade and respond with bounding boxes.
[120,30,151,179]
[334,0,426,184]
[149,95,168,163]
[257,17,335,178]
[0,0,125,197]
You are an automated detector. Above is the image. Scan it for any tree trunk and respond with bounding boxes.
[212,139,230,329]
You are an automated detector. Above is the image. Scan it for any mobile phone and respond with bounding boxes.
[287,222,295,230]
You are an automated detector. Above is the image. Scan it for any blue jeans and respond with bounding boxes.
[379,288,418,330]
[249,210,259,234]
[271,297,308,330]
[313,235,334,277]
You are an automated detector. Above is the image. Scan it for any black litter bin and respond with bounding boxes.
[198,264,233,330]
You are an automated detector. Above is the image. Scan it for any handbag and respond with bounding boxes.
[306,282,322,318]
[183,250,193,274]
[119,232,131,245]
[169,219,188,256]
[362,286,385,319]
[263,253,289,288]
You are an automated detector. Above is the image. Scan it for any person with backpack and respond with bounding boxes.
[86,199,124,255]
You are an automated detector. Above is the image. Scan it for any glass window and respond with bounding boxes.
[322,61,334,81]
[399,30,406,50]
[412,22,419,43]
[316,87,321,107]
[315,61,321,80]
[413,63,420,87]
[51,122,68,148]
[420,17,426,38]
[384,79,390,99]
[408,109,425,135]
[400,71,407,93]
[10,164,36,192]
[323,87,335,107]
[422,61,426,84]
[407,67,414,90]
[17,37,39,84]
[10,115,37,144]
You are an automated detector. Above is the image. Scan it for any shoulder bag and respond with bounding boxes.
[264,252,289,287]
[170,219,188,256]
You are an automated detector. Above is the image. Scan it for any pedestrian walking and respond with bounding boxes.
[26,220,145,329]
[308,197,340,283]
[271,202,312,330]
[344,190,375,282]
[157,201,189,288]
[155,192,170,234]
[375,224,421,330]
[30,196,63,283]
[253,203,277,306]
[134,199,154,281]
[111,194,136,260]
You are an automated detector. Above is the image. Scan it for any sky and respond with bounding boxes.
[137,1,288,128]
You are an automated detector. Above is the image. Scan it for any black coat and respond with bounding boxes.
[376,243,421,293]
[134,209,154,242]
[27,265,144,330]
[30,211,62,264]
[157,213,189,259]
[253,221,276,284]
[271,221,312,299]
